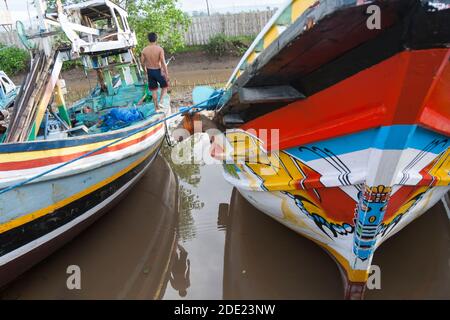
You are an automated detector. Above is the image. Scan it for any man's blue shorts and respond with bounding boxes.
[147,68,168,91]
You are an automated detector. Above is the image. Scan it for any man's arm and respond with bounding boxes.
[160,48,169,80]
[140,51,147,72]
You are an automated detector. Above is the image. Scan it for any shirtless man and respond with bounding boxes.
[140,32,169,111]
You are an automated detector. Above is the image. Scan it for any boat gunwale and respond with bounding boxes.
[0,128,166,189]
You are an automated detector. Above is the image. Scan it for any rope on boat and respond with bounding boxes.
[163,117,177,148]
[0,92,223,196]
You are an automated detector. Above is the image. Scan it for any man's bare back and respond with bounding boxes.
[141,44,164,70]
[140,33,170,111]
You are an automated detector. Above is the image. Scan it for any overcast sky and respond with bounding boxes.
[2,0,286,23]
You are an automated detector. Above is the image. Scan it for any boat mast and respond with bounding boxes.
[34,0,53,57]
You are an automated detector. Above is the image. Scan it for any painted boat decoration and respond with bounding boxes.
[0,0,168,287]
[208,0,450,299]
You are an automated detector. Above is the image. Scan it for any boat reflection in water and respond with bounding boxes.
[0,156,185,299]
[222,189,450,299]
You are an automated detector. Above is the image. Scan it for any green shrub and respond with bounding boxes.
[206,34,229,57]
[62,60,83,71]
[206,34,254,57]
[174,44,206,53]
[0,44,29,75]
[230,35,255,56]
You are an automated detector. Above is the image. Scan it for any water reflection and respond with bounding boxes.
[217,203,229,231]
[161,155,233,300]
[169,244,191,297]
[222,189,342,299]
[161,144,204,242]
[161,141,202,187]
[0,156,181,300]
[178,186,204,241]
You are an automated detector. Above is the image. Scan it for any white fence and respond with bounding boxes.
[184,10,276,46]
[0,31,24,49]
[1,10,277,49]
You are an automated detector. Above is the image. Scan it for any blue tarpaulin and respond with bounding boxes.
[100,108,144,131]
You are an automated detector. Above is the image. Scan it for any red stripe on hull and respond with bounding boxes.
[242,49,450,151]
[0,126,162,171]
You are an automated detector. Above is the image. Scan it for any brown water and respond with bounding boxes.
[1,150,449,300]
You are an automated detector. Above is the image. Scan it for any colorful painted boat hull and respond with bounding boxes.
[221,126,449,298]
[0,115,165,288]
[215,0,450,298]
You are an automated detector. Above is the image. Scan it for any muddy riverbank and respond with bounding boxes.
[10,50,239,107]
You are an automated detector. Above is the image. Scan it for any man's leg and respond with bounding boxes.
[158,69,169,109]
[152,90,159,111]
[148,71,160,111]
[160,87,168,108]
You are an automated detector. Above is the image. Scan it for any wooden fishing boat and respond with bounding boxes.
[0,0,168,288]
[207,0,450,299]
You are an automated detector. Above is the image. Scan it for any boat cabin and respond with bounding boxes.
[46,0,137,55]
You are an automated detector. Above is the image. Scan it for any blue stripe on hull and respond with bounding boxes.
[285,125,449,162]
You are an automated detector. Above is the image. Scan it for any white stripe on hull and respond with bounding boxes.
[0,125,165,187]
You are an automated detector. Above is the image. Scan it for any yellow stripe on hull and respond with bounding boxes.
[0,124,163,164]
[0,144,160,234]
[263,25,280,49]
[291,0,317,21]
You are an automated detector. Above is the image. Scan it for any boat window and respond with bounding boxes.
[2,77,11,85]
[94,19,106,28]
[94,17,117,40]
[1,77,14,94]
[114,9,125,31]
[81,15,94,28]
[123,16,130,31]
